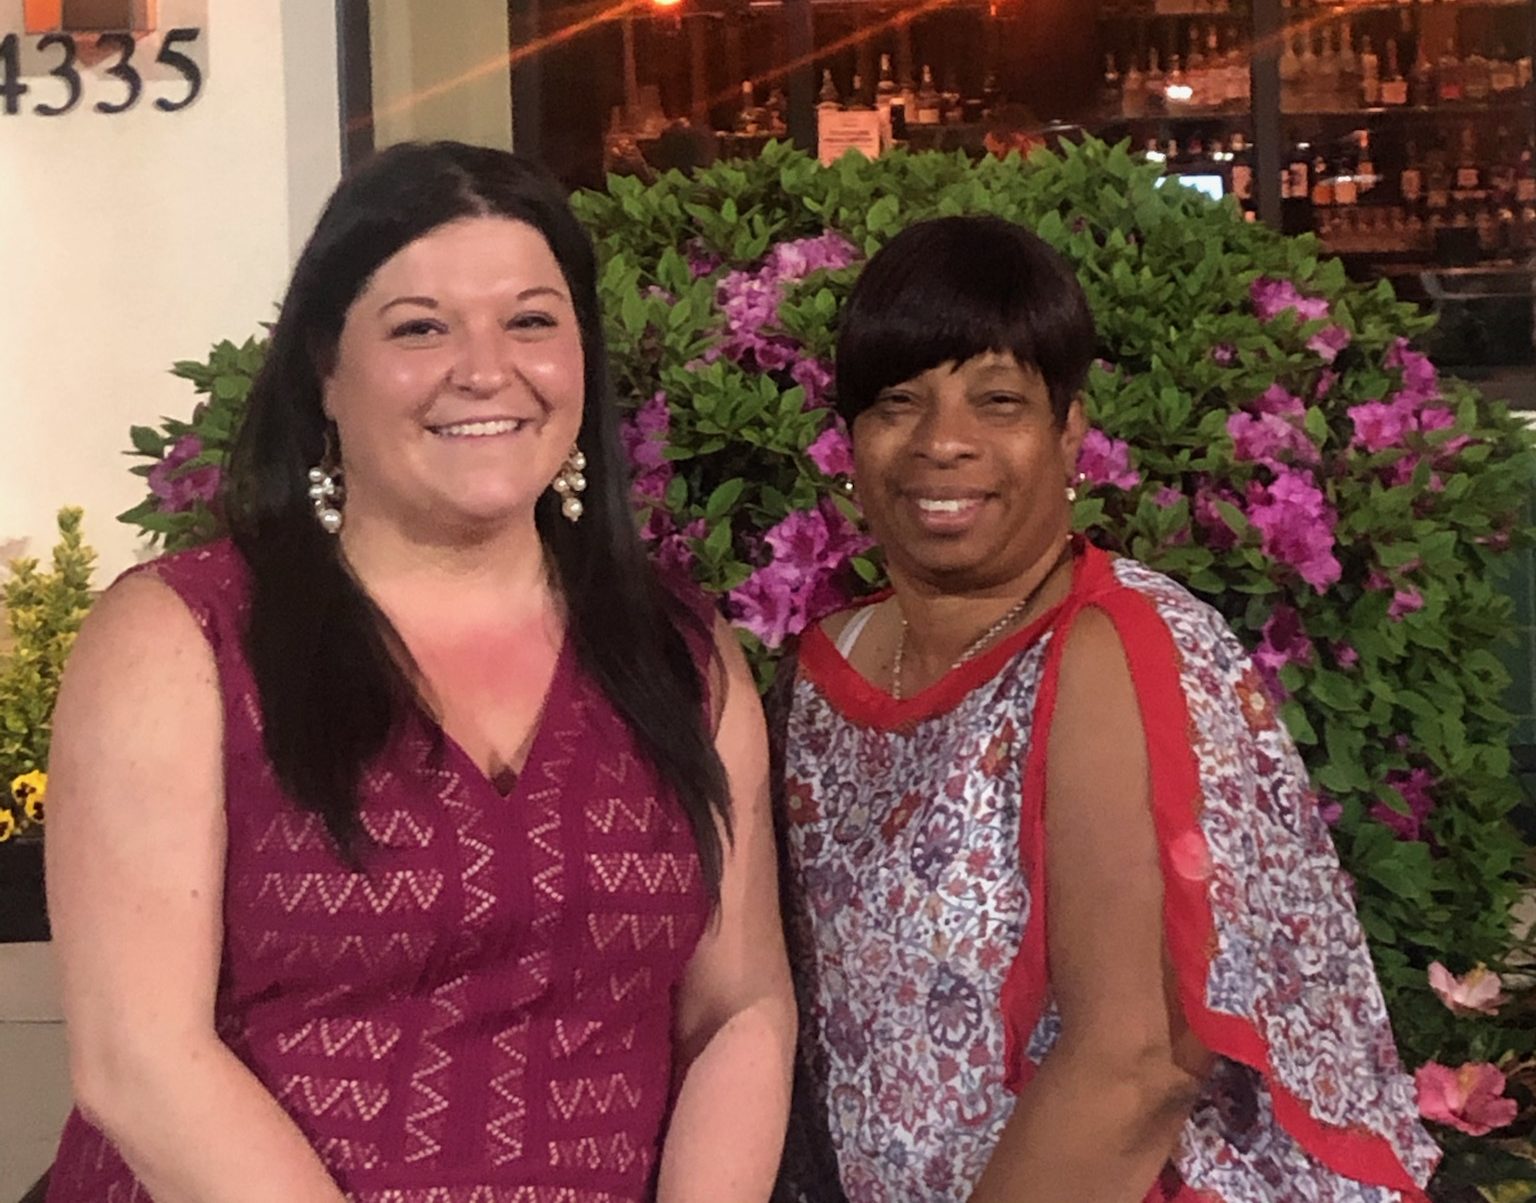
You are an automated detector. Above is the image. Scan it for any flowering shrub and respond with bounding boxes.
[0,508,95,842]
[122,138,1534,1192]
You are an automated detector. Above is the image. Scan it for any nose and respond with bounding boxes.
[448,324,508,397]
[911,397,980,467]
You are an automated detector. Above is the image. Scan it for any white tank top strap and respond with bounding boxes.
[833,604,878,660]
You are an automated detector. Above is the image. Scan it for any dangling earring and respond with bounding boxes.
[551,444,588,522]
[308,427,344,535]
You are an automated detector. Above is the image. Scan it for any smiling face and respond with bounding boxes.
[851,351,1086,594]
[321,215,585,537]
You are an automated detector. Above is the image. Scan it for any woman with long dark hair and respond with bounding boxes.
[45,142,794,1203]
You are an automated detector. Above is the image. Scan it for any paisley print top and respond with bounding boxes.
[778,542,1439,1203]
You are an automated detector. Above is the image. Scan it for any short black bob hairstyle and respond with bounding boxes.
[833,215,1098,428]
[223,142,731,894]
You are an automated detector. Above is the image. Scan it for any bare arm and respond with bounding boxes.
[968,608,1212,1203]
[655,619,797,1203]
[46,576,348,1203]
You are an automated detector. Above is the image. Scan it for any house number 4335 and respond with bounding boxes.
[1,27,203,116]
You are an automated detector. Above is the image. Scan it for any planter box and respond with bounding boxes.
[0,840,49,944]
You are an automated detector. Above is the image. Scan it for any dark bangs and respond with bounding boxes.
[834,215,1097,426]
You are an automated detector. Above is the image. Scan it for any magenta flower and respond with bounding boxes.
[1317,793,1343,826]
[1334,642,1359,668]
[1415,1062,1518,1136]
[1251,277,1331,324]
[1154,486,1184,508]
[1386,337,1440,402]
[1227,411,1319,471]
[728,501,870,648]
[1307,325,1352,363]
[806,421,855,479]
[1348,399,1417,453]
[1193,482,1243,552]
[1388,587,1425,621]
[1370,767,1436,841]
[148,435,221,513]
[1253,384,1306,419]
[1077,429,1141,490]
[1210,343,1237,366]
[791,356,835,409]
[1253,604,1313,699]
[1245,469,1341,592]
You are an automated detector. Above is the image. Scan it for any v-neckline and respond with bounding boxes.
[419,631,573,803]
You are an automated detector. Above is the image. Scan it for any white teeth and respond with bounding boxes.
[433,419,524,438]
[916,498,973,513]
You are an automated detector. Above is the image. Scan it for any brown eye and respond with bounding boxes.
[390,319,444,338]
[508,312,557,331]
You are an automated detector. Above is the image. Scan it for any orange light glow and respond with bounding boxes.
[652,0,684,8]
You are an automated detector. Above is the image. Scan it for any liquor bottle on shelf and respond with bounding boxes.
[981,69,1002,117]
[1122,52,1147,117]
[1145,47,1166,112]
[1166,53,1190,107]
[817,69,841,111]
[1464,42,1491,103]
[765,86,787,135]
[1488,128,1516,203]
[1357,129,1377,194]
[1409,41,1435,107]
[1490,45,1519,97]
[876,52,899,114]
[915,65,942,125]
[941,69,962,124]
[1311,150,1334,208]
[1334,138,1359,208]
[898,68,918,123]
[1187,26,1207,107]
[1516,136,1536,205]
[848,73,870,111]
[1360,34,1380,106]
[733,81,763,134]
[1339,20,1359,91]
[1380,39,1409,106]
[1281,34,1302,107]
[1222,28,1248,107]
[1318,25,1342,108]
[1400,139,1424,210]
[1103,53,1122,117]
[1454,126,1483,200]
[1436,37,1463,104]
[1286,140,1312,201]
[1425,138,1452,214]
[1230,131,1255,206]
[1298,30,1319,106]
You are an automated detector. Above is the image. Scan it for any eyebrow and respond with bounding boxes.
[377,286,568,317]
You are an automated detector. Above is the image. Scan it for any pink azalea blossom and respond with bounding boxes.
[149,435,221,513]
[728,502,870,648]
[1333,642,1359,668]
[1192,483,1243,552]
[1245,469,1341,592]
[1251,277,1331,324]
[792,356,835,409]
[1210,343,1237,366]
[1076,429,1141,490]
[1253,604,1313,700]
[1314,370,1339,399]
[1348,400,1417,453]
[1316,793,1344,826]
[1388,587,1425,621]
[1307,324,1352,363]
[1370,767,1437,841]
[1386,338,1440,402]
[1227,410,1319,471]
[1253,384,1306,419]
[1154,486,1184,509]
[1428,962,1508,1017]
[806,421,855,478]
[1415,1062,1518,1136]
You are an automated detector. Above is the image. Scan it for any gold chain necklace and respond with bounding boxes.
[891,537,1074,702]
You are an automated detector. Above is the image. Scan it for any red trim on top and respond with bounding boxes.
[998,559,1434,1203]
[798,548,1084,730]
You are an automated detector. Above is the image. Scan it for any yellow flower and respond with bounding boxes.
[0,809,15,843]
[10,771,46,826]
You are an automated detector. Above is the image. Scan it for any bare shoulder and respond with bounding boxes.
[53,572,221,760]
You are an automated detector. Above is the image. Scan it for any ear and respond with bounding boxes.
[1060,396,1088,478]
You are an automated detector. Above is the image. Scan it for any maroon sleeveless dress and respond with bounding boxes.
[48,540,712,1203]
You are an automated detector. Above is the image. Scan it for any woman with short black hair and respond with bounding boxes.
[776,214,1438,1203]
[45,142,794,1203]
